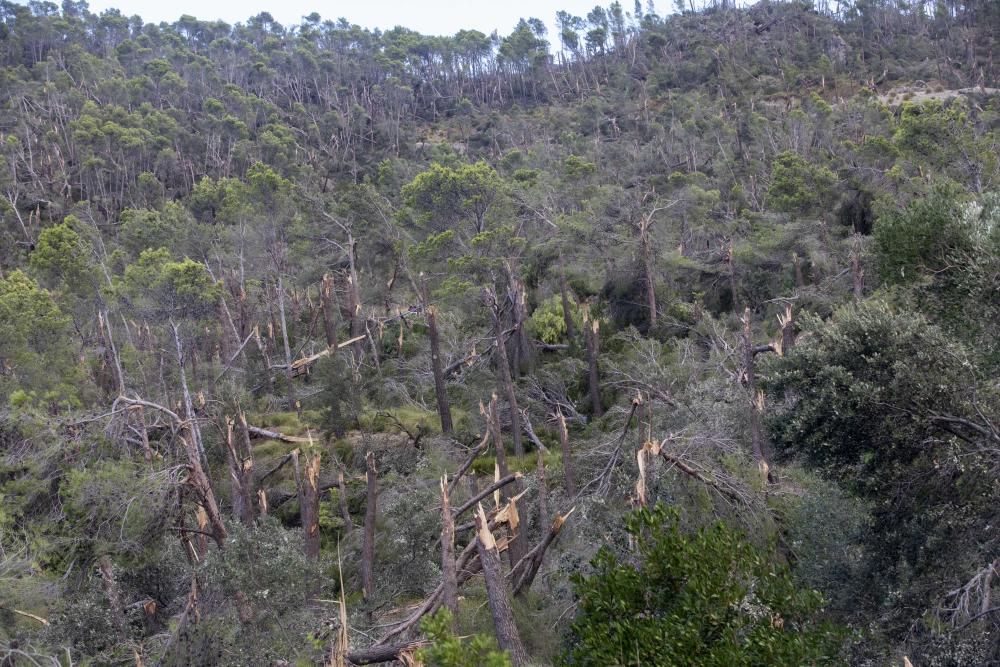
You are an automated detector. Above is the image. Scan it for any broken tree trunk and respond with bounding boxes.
[513,508,574,596]
[427,305,454,435]
[741,309,772,483]
[557,409,576,496]
[439,476,458,624]
[98,555,126,632]
[347,234,365,364]
[225,412,257,526]
[276,275,298,413]
[559,255,577,348]
[362,451,377,602]
[294,449,322,559]
[475,504,530,667]
[851,234,865,300]
[320,273,340,350]
[490,301,524,457]
[337,468,353,536]
[484,395,528,570]
[583,306,603,418]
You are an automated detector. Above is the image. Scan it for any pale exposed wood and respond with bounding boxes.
[475,504,529,666]
[439,476,458,623]
[557,409,576,496]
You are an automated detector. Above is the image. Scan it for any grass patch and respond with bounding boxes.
[471,450,562,476]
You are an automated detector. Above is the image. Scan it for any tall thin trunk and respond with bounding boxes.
[536,447,548,533]
[486,395,527,571]
[474,505,529,667]
[491,306,524,457]
[851,234,865,300]
[558,257,577,347]
[347,234,365,363]
[641,227,657,329]
[427,305,454,435]
[337,469,353,536]
[294,449,321,559]
[583,309,603,418]
[362,451,377,602]
[225,413,256,526]
[98,555,126,632]
[276,275,298,412]
[321,273,339,350]
[741,309,771,482]
[557,409,576,496]
[439,476,458,625]
[171,320,204,459]
[792,252,805,288]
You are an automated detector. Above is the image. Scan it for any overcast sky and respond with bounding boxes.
[43,0,646,38]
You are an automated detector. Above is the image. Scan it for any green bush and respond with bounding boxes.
[560,504,843,666]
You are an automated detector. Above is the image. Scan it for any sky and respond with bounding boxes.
[50,0,634,38]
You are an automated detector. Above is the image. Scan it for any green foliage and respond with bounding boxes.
[873,183,971,284]
[29,216,95,295]
[526,294,582,344]
[0,271,79,408]
[562,504,843,666]
[122,248,221,318]
[415,610,512,667]
[402,161,506,235]
[767,152,837,216]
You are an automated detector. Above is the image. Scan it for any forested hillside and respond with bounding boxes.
[1,0,999,664]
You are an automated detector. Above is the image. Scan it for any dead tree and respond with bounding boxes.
[320,273,340,350]
[513,508,574,596]
[487,290,524,456]
[362,451,377,602]
[851,234,865,300]
[582,305,603,418]
[224,412,257,526]
[485,396,528,569]
[557,409,576,496]
[275,276,298,412]
[475,504,530,666]
[426,304,454,435]
[337,468,353,536]
[558,255,577,347]
[440,476,458,624]
[294,449,321,559]
[741,308,772,483]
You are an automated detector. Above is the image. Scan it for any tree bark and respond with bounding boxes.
[320,273,340,350]
[536,447,548,534]
[362,451,377,602]
[513,509,573,596]
[276,275,298,413]
[347,234,365,364]
[427,305,454,435]
[792,252,805,288]
[491,307,524,457]
[98,555,126,632]
[557,409,576,496]
[851,234,865,300]
[439,476,458,625]
[584,310,603,418]
[558,257,577,347]
[474,505,530,667]
[294,449,321,559]
[225,413,256,526]
[641,225,657,329]
[741,308,772,483]
[337,469,353,536]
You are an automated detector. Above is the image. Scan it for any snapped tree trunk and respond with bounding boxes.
[491,306,524,457]
[320,273,339,350]
[224,412,257,526]
[851,234,865,300]
[741,308,771,483]
[293,449,321,560]
[792,252,805,288]
[558,257,577,347]
[583,309,603,418]
[641,226,657,329]
[485,396,528,572]
[276,275,298,413]
[557,409,576,496]
[347,234,365,364]
[439,476,458,624]
[427,305,454,435]
[362,451,377,602]
[474,505,530,667]
[337,468,353,536]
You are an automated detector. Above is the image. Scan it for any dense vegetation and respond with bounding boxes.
[1,0,998,664]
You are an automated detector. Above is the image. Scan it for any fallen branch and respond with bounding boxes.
[447,432,490,496]
[512,508,575,596]
[452,473,522,518]
[346,641,428,665]
[246,425,315,443]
